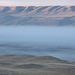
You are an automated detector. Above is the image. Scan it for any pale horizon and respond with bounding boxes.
[0,0,75,6]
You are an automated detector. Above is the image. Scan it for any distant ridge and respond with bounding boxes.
[0,6,75,25]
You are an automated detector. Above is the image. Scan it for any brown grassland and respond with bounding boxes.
[0,55,75,75]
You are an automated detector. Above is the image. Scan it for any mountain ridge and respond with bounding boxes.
[0,6,75,25]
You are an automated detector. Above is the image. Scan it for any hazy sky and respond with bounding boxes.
[0,0,75,6]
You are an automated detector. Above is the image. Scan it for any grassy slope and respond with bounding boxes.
[0,55,75,75]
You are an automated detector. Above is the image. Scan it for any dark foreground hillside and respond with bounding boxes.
[0,55,75,75]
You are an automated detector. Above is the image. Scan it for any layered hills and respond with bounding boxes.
[0,6,75,25]
[0,55,75,75]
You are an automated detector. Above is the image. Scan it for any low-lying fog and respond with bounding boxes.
[0,26,75,61]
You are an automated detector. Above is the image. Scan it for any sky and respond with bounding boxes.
[0,0,75,6]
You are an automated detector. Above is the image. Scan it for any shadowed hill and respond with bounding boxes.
[0,55,75,75]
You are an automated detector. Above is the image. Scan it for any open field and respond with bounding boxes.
[0,55,75,75]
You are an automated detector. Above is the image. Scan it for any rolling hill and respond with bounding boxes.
[0,55,75,75]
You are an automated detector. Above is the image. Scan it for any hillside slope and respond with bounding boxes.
[0,55,75,75]
[0,6,75,25]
